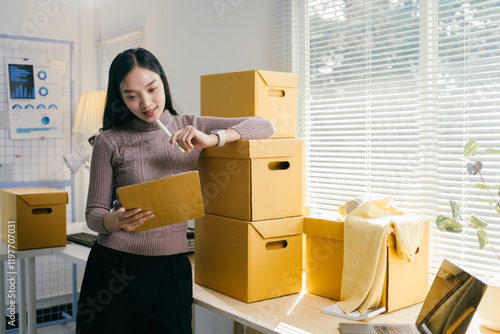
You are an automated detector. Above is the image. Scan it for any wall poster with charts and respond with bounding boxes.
[6,58,65,139]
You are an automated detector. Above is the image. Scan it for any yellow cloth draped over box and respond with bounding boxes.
[337,197,425,314]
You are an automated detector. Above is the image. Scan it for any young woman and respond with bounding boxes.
[76,48,274,333]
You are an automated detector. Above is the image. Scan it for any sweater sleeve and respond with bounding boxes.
[85,133,116,234]
[192,115,275,140]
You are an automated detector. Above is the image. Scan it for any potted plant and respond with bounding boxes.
[435,139,500,331]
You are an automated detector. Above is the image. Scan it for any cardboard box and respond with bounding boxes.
[201,70,298,139]
[198,139,305,221]
[1,188,68,250]
[194,214,303,303]
[303,217,429,313]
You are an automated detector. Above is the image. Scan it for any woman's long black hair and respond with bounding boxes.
[101,48,178,131]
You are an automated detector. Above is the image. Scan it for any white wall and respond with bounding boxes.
[0,0,100,100]
[97,0,280,115]
[1,1,287,332]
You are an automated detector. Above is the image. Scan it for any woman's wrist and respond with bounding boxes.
[207,129,241,148]
[209,133,219,147]
[103,212,118,233]
[224,128,241,144]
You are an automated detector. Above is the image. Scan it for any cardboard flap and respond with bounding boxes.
[250,216,303,239]
[201,141,251,159]
[304,217,400,245]
[201,139,304,159]
[303,217,344,240]
[257,70,298,88]
[19,192,68,207]
[247,140,303,158]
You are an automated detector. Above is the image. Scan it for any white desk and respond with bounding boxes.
[3,222,495,334]
[52,223,93,268]
[51,223,498,334]
[191,269,499,334]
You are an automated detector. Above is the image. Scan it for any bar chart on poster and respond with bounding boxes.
[8,63,35,99]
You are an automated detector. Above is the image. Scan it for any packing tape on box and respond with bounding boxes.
[339,198,365,216]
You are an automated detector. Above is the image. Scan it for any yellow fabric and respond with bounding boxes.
[338,204,347,216]
[336,197,424,314]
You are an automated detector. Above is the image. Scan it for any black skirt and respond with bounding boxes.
[76,242,193,334]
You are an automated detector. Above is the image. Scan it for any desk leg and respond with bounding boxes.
[72,264,77,322]
[191,303,195,333]
[233,322,264,334]
[25,258,36,334]
[0,262,5,334]
[17,259,26,334]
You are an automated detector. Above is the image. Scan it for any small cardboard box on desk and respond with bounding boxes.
[1,188,68,250]
[303,216,429,313]
[195,214,303,303]
[201,70,298,139]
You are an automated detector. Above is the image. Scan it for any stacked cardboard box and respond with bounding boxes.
[195,70,305,303]
[200,70,298,139]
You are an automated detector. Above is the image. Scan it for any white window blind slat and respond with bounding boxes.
[96,31,143,91]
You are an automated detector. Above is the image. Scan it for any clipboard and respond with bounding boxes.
[116,171,204,232]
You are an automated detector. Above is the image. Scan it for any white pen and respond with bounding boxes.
[155,119,188,156]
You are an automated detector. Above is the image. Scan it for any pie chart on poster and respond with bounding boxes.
[41,116,50,125]
[38,71,47,80]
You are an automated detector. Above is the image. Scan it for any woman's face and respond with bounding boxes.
[120,66,166,122]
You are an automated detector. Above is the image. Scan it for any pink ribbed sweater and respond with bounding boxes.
[86,111,275,256]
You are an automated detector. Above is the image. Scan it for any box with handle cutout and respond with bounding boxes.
[1,187,67,250]
[194,213,303,303]
[198,139,305,221]
[200,70,298,139]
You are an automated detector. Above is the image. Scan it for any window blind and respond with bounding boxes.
[96,30,143,91]
[294,0,500,278]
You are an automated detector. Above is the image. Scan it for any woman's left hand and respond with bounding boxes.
[170,126,218,153]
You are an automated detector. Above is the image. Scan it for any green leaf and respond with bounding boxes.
[496,204,500,215]
[477,230,488,249]
[471,214,488,229]
[450,200,460,219]
[464,139,478,157]
[485,148,500,154]
[436,215,463,233]
[467,160,483,175]
[475,183,500,189]
[477,198,493,205]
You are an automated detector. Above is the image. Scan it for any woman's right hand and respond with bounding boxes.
[103,208,154,232]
